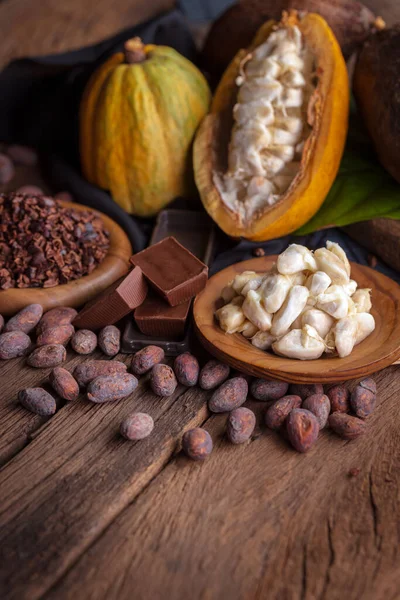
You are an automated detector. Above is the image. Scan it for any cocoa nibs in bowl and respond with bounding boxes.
[0,193,110,289]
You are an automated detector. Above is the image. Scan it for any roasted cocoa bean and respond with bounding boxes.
[264,395,302,430]
[227,407,256,444]
[37,324,74,347]
[359,377,377,395]
[27,344,66,368]
[150,364,178,397]
[0,331,31,359]
[87,373,138,403]
[328,412,367,439]
[49,367,79,401]
[98,325,120,357]
[19,387,56,416]
[302,393,330,429]
[71,329,97,355]
[0,314,4,334]
[73,360,127,387]
[289,383,324,400]
[7,144,38,166]
[208,377,248,413]
[174,353,199,387]
[120,412,154,440]
[250,378,289,402]
[131,345,165,375]
[199,360,230,390]
[286,409,319,453]
[0,153,15,184]
[350,385,376,418]
[182,428,213,461]
[4,304,43,334]
[326,384,350,413]
[37,307,78,334]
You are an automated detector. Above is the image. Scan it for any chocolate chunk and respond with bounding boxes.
[134,293,190,339]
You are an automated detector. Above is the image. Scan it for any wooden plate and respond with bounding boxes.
[194,256,400,383]
[0,200,132,316]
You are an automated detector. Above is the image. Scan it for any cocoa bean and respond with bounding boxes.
[7,145,38,166]
[19,388,56,416]
[328,412,367,439]
[208,377,248,413]
[0,314,4,334]
[37,307,78,334]
[49,367,79,401]
[174,352,199,387]
[16,185,44,195]
[227,407,256,444]
[286,409,319,453]
[131,345,164,375]
[250,378,289,402]
[150,364,178,397]
[289,383,324,400]
[71,330,97,355]
[359,377,377,395]
[264,395,302,430]
[73,360,127,387]
[0,153,15,184]
[87,373,138,403]
[37,324,74,347]
[0,331,31,359]
[4,304,43,334]
[182,428,213,461]
[199,360,230,390]
[98,325,120,357]
[55,191,74,203]
[350,385,376,419]
[27,344,66,368]
[302,393,330,429]
[120,412,154,440]
[326,384,350,413]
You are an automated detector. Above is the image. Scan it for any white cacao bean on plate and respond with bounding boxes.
[352,289,372,313]
[237,320,259,338]
[259,272,292,313]
[272,325,325,360]
[232,271,260,294]
[305,271,331,296]
[301,308,335,339]
[251,330,275,350]
[270,285,309,337]
[316,285,350,319]
[242,290,272,331]
[215,302,245,334]
[326,241,351,277]
[277,244,317,275]
[314,248,349,285]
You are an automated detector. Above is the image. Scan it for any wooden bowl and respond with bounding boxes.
[194,256,400,383]
[0,200,132,316]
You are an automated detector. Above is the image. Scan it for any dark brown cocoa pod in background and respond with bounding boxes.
[289,383,324,400]
[208,377,248,413]
[174,353,199,387]
[19,388,56,416]
[73,360,127,387]
[227,407,256,444]
[27,344,66,368]
[286,409,320,453]
[49,367,79,402]
[4,304,43,334]
[150,364,178,397]
[264,395,302,430]
[36,324,74,347]
[131,345,165,376]
[250,379,289,402]
[182,428,213,461]
[98,325,121,357]
[71,330,97,355]
[0,331,31,360]
[326,384,350,413]
[328,412,367,439]
[302,394,330,429]
[199,360,230,390]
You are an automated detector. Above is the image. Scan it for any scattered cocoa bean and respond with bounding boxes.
[348,467,361,478]
[131,345,165,375]
[7,144,38,166]
[73,360,127,387]
[328,413,367,440]
[150,364,178,397]
[49,367,79,401]
[0,331,31,359]
[199,360,230,390]
[98,325,120,357]
[37,324,74,347]
[250,378,289,402]
[289,383,324,400]
[264,395,302,430]
[71,329,97,355]
[55,191,74,203]
[208,377,248,413]
[120,412,154,440]
[302,393,330,429]
[182,428,213,461]
[174,352,199,386]
[0,153,15,184]
[87,373,138,403]
[0,314,4,333]
[350,384,376,418]
[326,384,350,413]
[38,307,78,334]
[18,387,56,416]
[4,304,43,334]
[253,247,265,257]
[27,344,66,368]
[286,409,320,453]
[227,407,256,444]
[16,185,44,195]
[359,377,377,395]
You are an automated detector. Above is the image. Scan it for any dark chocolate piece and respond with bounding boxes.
[73,267,147,330]
[121,318,191,356]
[134,293,190,339]
[130,237,208,307]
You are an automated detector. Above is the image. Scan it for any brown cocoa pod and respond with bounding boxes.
[0,314,4,334]
[73,360,127,387]
[328,412,367,439]
[199,360,230,390]
[49,367,79,401]
[227,407,256,444]
[264,395,302,430]
[182,428,213,461]
[302,393,331,429]
[250,378,289,402]
[37,307,78,334]
[87,373,138,403]
[120,412,154,440]
[27,344,66,368]
[71,330,97,355]
[150,364,178,397]
[286,409,320,453]
[4,304,43,334]
[289,383,324,400]
[7,145,38,166]
[0,331,31,359]
[208,377,248,413]
[0,153,15,184]
[174,352,199,387]
[98,325,120,357]
[326,384,350,413]
[131,345,165,375]
[18,387,56,416]
[350,385,376,419]
[36,324,74,347]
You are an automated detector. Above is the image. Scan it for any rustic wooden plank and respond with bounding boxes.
[46,367,400,600]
